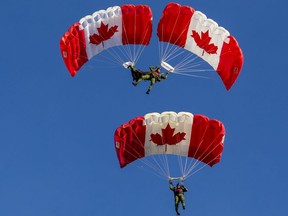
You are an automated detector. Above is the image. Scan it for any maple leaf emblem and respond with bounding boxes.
[89,21,118,47]
[191,30,218,55]
[150,124,186,145]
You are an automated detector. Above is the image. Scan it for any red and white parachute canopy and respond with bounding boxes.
[114,111,225,180]
[60,3,243,90]
[157,2,244,90]
[60,4,152,77]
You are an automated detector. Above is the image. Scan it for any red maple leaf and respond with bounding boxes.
[89,21,118,46]
[150,124,186,145]
[191,30,218,55]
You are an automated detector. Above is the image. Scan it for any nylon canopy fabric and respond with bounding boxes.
[60,4,152,77]
[114,112,225,168]
[157,2,243,90]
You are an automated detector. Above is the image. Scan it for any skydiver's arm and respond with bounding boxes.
[169,183,175,191]
[161,73,168,79]
[149,66,154,72]
[181,185,188,192]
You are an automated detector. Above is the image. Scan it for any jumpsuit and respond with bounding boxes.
[170,183,188,215]
[129,65,169,94]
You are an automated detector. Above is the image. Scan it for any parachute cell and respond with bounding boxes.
[60,4,152,77]
[157,2,243,90]
[114,112,225,179]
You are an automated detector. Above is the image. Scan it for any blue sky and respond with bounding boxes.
[1,0,287,215]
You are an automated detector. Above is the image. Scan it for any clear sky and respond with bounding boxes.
[1,0,287,216]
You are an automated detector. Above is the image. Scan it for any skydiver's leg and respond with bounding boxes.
[141,74,151,80]
[175,196,180,215]
[133,74,150,86]
[180,195,185,210]
[128,65,136,72]
[146,78,155,94]
[133,77,143,86]
[129,65,140,82]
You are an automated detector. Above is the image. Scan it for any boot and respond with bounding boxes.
[146,89,150,94]
[132,82,137,86]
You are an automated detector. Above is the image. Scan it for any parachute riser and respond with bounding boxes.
[168,176,184,182]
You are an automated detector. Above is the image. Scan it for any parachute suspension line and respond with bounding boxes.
[164,47,186,62]
[149,154,170,179]
[118,9,137,63]
[173,52,202,70]
[177,155,185,179]
[125,125,170,179]
[159,8,184,62]
[105,34,133,65]
[158,45,214,79]
[134,18,153,65]
[161,50,215,79]
[160,133,172,179]
[133,11,137,64]
[177,135,185,178]
[183,155,192,179]
[156,13,221,78]
[132,26,152,65]
[99,47,125,65]
[161,153,172,179]
[184,150,223,179]
[159,42,187,67]
[122,138,168,180]
[122,148,168,180]
[158,10,181,63]
[65,20,143,68]
[184,162,208,179]
[109,22,134,64]
[119,13,151,66]
[119,135,168,180]
[94,22,134,65]
[66,27,127,67]
[182,123,210,179]
[152,154,171,180]
[183,123,210,178]
[167,48,214,74]
[184,149,223,179]
[132,163,170,180]
[120,125,161,173]
[150,126,172,179]
[160,44,187,64]
[170,71,212,79]
[158,9,192,65]
[89,25,126,65]
[184,131,224,179]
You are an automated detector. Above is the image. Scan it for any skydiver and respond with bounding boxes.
[124,62,170,94]
[169,180,188,215]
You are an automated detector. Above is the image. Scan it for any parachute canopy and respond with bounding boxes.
[157,2,244,90]
[60,4,152,77]
[60,3,243,91]
[114,112,225,179]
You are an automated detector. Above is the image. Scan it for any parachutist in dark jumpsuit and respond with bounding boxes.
[169,181,188,215]
[128,65,170,94]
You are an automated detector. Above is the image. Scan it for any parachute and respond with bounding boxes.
[157,2,244,90]
[60,3,243,90]
[114,112,225,180]
[60,4,152,77]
